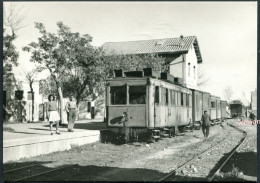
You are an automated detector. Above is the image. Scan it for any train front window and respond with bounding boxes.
[129,86,146,104]
[110,86,127,105]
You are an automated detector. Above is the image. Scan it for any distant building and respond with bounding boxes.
[3,73,43,122]
[251,88,257,116]
[102,35,203,89]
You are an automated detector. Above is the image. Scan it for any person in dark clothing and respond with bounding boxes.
[201,110,211,138]
[249,112,256,121]
[120,112,129,143]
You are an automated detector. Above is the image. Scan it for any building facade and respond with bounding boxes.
[102,35,203,89]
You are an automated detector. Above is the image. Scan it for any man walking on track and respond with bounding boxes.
[201,110,211,138]
[66,95,78,132]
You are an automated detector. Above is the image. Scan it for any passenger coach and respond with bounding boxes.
[106,69,192,140]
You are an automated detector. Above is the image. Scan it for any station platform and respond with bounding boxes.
[3,119,105,163]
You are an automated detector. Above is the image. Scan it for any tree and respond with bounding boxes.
[3,3,26,75]
[23,22,96,123]
[3,3,26,122]
[25,67,44,122]
[100,53,166,80]
[39,77,58,99]
[223,86,233,102]
[197,66,210,87]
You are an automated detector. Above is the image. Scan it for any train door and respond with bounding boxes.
[160,87,166,127]
[154,86,161,127]
[165,88,169,127]
[168,90,174,127]
[171,90,177,126]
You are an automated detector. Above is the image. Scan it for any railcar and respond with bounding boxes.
[105,69,192,141]
[191,89,210,128]
[210,95,221,124]
[220,100,228,120]
[216,99,221,120]
[229,103,246,118]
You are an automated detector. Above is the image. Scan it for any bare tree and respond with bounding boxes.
[197,66,210,87]
[4,3,27,34]
[223,86,233,102]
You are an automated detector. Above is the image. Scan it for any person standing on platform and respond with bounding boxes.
[201,110,211,138]
[46,94,61,135]
[66,95,78,132]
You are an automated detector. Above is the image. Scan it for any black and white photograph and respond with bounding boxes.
[2,1,257,181]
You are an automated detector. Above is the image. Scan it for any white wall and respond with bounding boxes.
[185,44,198,89]
[21,81,43,122]
[169,55,184,79]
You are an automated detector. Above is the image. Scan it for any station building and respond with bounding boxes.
[102,35,203,90]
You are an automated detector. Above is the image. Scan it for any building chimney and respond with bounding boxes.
[179,35,184,47]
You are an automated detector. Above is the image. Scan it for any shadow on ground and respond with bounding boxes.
[208,151,257,181]
[3,160,234,182]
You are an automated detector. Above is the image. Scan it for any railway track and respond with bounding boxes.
[3,163,77,181]
[159,120,247,181]
[3,121,246,182]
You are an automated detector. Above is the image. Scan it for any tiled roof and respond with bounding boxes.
[102,36,202,63]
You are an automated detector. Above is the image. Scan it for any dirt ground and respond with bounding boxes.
[216,119,257,181]
[3,119,257,181]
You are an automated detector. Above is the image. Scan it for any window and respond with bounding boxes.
[211,101,216,108]
[181,92,184,106]
[155,86,159,104]
[189,94,192,107]
[217,101,220,108]
[110,86,127,105]
[186,93,189,107]
[169,90,172,105]
[188,63,191,76]
[129,86,146,104]
[27,92,34,100]
[172,90,175,105]
[165,88,168,105]
[176,92,180,105]
[15,90,24,100]
[193,66,196,79]
[87,102,91,112]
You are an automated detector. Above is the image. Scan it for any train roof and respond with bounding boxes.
[106,76,191,90]
[190,88,210,95]
[210,95,221,99]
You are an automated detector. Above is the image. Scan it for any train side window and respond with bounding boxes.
[165,88,168,105]
[155,86,159,104]
[172,91,175,105]
[186,93,189,107]
[189,94,192,107]
[176,92,179,106]
[211,101,216,108]
[110,86,127,105]
[161,88,164,105]
[129,85,146,104]
[169,90,172,105]
[181,92,184,106]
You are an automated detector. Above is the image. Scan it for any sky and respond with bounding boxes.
[4,1,257,104]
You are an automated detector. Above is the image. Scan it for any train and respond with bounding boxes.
[229,103,246,118]
[104,68,228,142]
